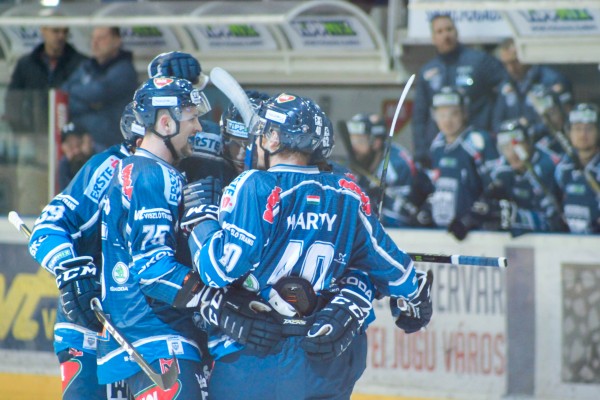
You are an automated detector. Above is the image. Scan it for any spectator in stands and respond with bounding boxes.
[4,22,86,136]
[448,119,565,240]
[346,113,432,227]
[492,38,572,142]
[58,121,94,190]
[412,14,506,167]
[555,103,600,234]
[62,26,138,151]
[422,86,498,229]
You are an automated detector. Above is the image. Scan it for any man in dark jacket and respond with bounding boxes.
[5,26,86,135]
[62,27,138,151]
[411,14,506,167]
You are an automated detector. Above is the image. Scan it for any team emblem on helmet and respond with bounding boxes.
[153,77,174,88]
[276,94,296,103]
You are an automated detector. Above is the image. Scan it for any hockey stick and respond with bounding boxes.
[528,92,600,194]
[209,67,259,169]
[90,299,178,391]
[378,74,416,219]
[408,252,507,268]
[6,211,179,391]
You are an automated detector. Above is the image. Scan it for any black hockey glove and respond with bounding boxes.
[148,51,202,85]
[198,287,283,355]
[300,288,372,361]
[55,256,102,332]
[391,270,433,334]
[181,177,222,234]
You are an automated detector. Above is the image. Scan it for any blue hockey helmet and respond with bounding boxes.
[431,86,466,109]
[220,90,270,170]
[220,90,271,141]
[252,93,323,155]
[120,101,146,144]
[569,103,599,126]
[346,113,386,138]
[133,77,211,129]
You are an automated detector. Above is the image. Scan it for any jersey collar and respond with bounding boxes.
[268,164,321,174]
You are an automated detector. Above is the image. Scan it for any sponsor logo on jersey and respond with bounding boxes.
[109,286,129,292]
[56,194,79,211]
[153,77,174,88]
[112,262,129,285]
[339,178,371,215]
[242,274,260,292]
[167,336,184,355]
[122,164,134,201]
[134,207,173,221]
[439,157,457,168]
[222,221,255,245]
[287,212,337,231]
[566,183,586,195]
[84,156,121,203]
[263,186,282,223]
[83,332,97,350]
[167,169,181,205]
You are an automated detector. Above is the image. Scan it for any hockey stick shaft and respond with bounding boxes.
[378,74,416,219]
[408,252,507,268]
[7,211,179,390]
[90,299,179,391]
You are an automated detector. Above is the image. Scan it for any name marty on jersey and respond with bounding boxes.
[287,212,337,231]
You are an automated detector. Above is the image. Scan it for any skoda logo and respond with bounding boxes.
[112,262,129,285]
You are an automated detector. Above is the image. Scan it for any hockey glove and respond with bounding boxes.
[147,51,204,86]
[55,256,102,332]
[199,287,283,355]
[181,176,222,234]
[391,270,433,334]
[300,287,372,361]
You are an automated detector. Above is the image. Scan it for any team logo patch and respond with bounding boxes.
[276,94,296,103]
[112,262,129,285]
[122,164,134,201]
[263,186,282,223]
[160,358,178,374]
[153,77,174,88]
[339,179,371,216]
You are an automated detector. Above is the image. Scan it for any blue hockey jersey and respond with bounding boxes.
[429,128,498,227]
[189,164,417,357]
[492,148,561,232]
[98,148,201,384]
[28,144,130,355]
[370,143,417,227]
[555,153,600,233]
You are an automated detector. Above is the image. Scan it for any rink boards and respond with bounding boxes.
[1,218,599,399]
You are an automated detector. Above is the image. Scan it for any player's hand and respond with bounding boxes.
[391,270,433,334]
[300,288,372,360]
[198,287,283,354]
[147,51,204,86]
[181,177,222,233]
[55,256,102,332]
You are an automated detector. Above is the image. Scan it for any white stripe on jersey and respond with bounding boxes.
[97,334,200,365]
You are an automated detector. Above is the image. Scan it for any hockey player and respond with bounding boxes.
[27,103,144,400]
[184,93,432,399]
[346,113,432,227]
[98,77,212,398]
[555,103,600,233]
[449,119,565,240]
[424,86,498,228]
